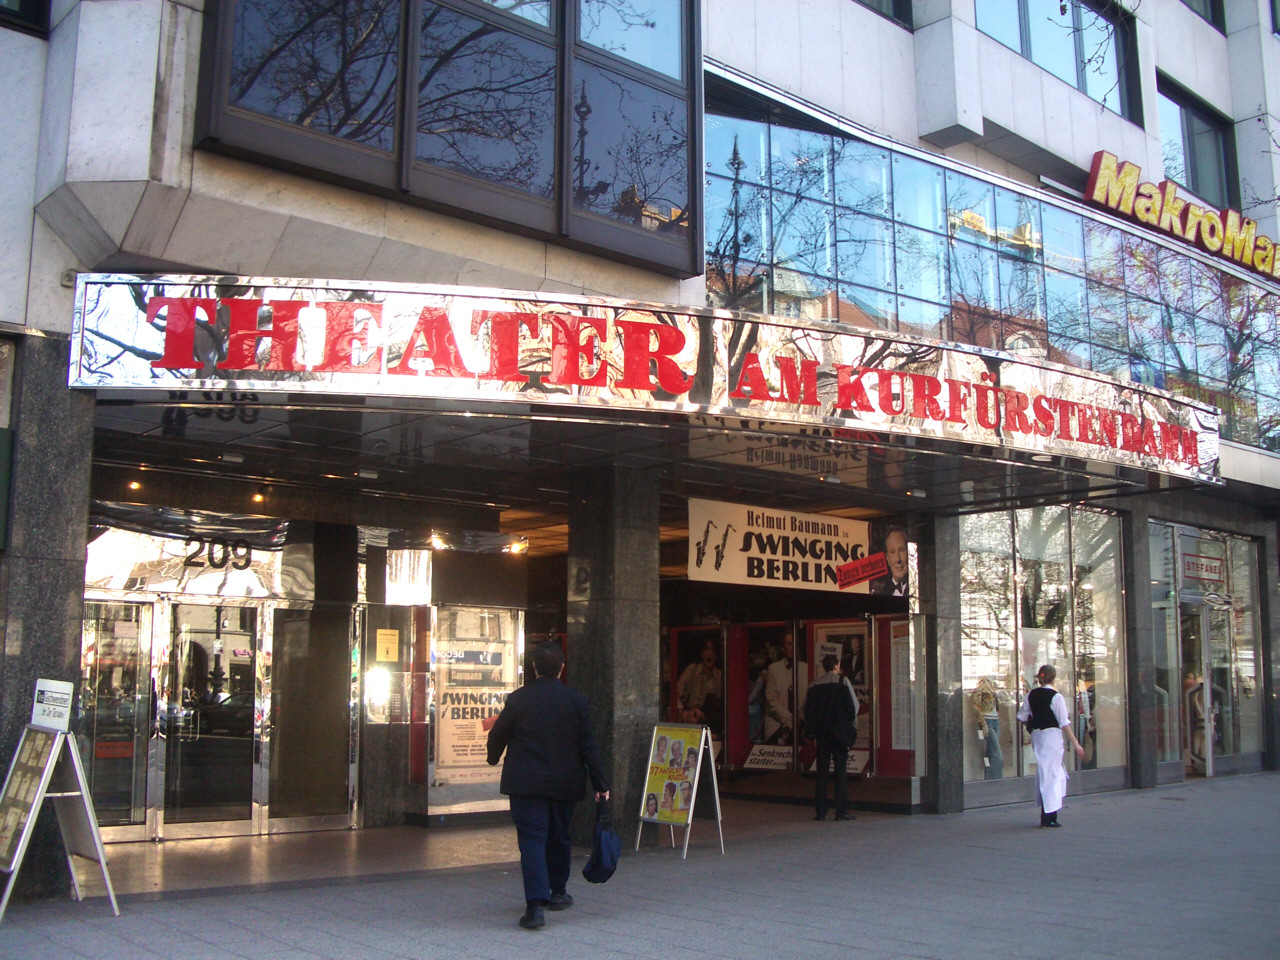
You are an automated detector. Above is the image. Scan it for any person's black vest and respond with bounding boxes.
[1025,686,1059,731]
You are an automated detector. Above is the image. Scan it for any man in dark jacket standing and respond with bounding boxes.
[487,641,609,930]
[802,653,859,821]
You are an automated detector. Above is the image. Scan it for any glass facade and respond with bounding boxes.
[1158,85,1233,210]
[975,0,1133,117]
[961,506,1126,783]
[705,99,1280,452]
[207,0,700,275]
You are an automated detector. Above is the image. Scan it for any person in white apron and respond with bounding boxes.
[1017,664,1086,827]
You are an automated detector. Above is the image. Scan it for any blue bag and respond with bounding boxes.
[582,798,620,883]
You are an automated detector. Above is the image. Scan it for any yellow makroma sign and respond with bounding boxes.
[1087,150,1278,282]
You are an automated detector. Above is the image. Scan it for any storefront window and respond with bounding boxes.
[962,506,1126,784]
[1149,524,1181,763]
[1230,538,1262,754]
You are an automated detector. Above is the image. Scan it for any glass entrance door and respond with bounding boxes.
[161,603,258,831]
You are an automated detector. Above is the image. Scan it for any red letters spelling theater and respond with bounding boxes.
[70,275,1220,483]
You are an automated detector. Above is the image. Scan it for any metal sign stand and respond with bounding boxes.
[0,726,119,922]
[636,725,724,859]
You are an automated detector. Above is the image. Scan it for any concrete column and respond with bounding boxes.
[0,335,94,898]
[923,512,964,813]
[566,464,660,843]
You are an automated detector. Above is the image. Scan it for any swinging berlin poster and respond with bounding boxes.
[70,276,1219,484]
[687,498,882,594]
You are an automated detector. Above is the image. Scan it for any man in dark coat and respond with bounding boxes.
[802,653,859,821]
[487,641,610,930]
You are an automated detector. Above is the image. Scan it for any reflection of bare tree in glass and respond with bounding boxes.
[231,0,400,149]
[572,68,689,235]
[704,138,766,313]
[417,6,557,195]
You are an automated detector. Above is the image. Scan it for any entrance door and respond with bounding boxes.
[161,603,259,833]
[1179,602,1231,777]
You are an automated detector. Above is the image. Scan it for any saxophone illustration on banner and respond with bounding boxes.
[713,524,736,570]
[694,520,717,568]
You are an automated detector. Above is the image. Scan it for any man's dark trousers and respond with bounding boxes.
[509,795,575,905]
[814,739,849,819]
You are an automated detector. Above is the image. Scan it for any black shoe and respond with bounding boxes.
[547,892,574,911]
[1042,820,1062,828]
[519,906,545,929]
[834,813,855,821]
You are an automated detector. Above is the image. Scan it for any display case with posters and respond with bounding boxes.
[427,605,522,814]
[806,620,873,775]
[668,626,725,749]
[724,621,802,771]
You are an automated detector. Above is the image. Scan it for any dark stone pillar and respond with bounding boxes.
[1259,519,1279,773]
[923,513,964,813]
[0,335,94,899]
[566,465,659,844]
[1122,501,1158,789]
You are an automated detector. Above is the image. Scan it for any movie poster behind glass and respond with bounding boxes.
[431,606,521,800]
[810,621,873,775]
[670,627,725,744]
[741,622,799,770]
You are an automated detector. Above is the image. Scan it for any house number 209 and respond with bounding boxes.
[183,537,254,570]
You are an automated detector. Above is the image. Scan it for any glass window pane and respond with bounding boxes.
[1084,220,1125,288]
[231,0,400,151]
[1048,333,1091,370]
[1261,394,1280,452]
[1072,509,1125,771]
[1149,523,1181,762]
[571,62,690,235]
[892,154,947,233]
[1041,204,1086,274]
[1122,234,1161,301]
[1000,254,1046,325]
[947,171,996,246]
[773,195,835,277]
[1197,320,1231,383]
[480,0,550,25]
[1026,0,1079,88]
[769,126,831,200]
[1256,338,1280,400]
[833,139,891,217]
[1230,538,1262,754]
[579,0,683,79]
[1157,248,1195,313]
[1087,280,1128,351]
[704,174,768,311]
[837,283,897,331]
[1045,267,1088,342]
[961,512,1017,783]
[836,209,894,291]
[705,113,768,185]
[770,269,837,321]
[1080,5,1122,113]
[949,239,998,310]
[1127,295,1164,370]
[1091,345,1131,380]
[417,3,557,197]
[1159,91,1189,188]
[894,223,949,304]
[996,189,1042,259]
[975,0,1023,51]
[898,297,949,339]
[1188,259,1228,326]
[1186,110,1229,208]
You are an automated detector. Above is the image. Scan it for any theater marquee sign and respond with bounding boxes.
[71,275,1220,483]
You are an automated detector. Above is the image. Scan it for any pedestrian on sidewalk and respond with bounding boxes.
[802,652,859,821]
[1017,664,1085,828]
[487,641,610,930]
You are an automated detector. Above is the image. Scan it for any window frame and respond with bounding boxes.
[196,0,703,278]
[1178,0,1224,32]
[851,0,912,30]
[1156,78,1238,211]
[0,0,47,36]
[975,0,1139,121]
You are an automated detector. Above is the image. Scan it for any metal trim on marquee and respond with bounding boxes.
[70,275,1221,484]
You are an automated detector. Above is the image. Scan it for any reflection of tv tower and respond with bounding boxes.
[695,521,717,567]
[714,524,736,570]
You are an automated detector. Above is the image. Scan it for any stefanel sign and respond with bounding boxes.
[71,275,1220,482]
[1087,150,1279,283]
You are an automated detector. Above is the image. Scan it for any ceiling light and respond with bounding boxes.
[221,452,244,464]
[127,481,141,491]
[357,468,379,479]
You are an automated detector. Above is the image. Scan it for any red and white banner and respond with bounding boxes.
[71,275,1220,482]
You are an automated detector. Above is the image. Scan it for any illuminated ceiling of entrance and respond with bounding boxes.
[91,396,1156,564]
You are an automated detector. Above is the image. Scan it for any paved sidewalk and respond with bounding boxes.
[2,773,1276,960]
